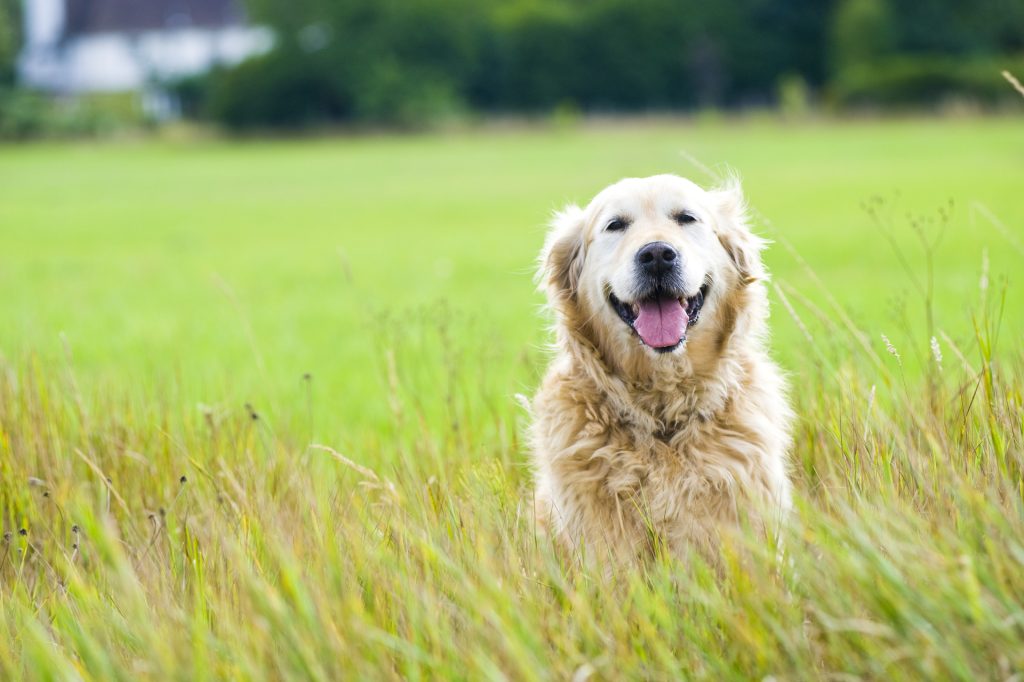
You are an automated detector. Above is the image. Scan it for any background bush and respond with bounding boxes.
[0,89,139,139]
[0,0,20,87]
[4,0,1024,135]
[195,0,1024,130]
[831,55,1024,108]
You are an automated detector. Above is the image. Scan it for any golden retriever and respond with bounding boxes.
[530,174,792,565]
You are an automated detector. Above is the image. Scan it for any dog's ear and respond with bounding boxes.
[538,204,586,307]
[709,178,765,286]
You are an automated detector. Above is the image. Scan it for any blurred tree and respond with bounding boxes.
[0,0,22,86]
[712,0,835,105]
[206,52,351,129]
[237,0,489,126]
[197,0,1023,129]
[479,1,584,110]
[829,0,895,76]
[574,0,697,109]
[884,0,1023,55]
[828,0,1024,109]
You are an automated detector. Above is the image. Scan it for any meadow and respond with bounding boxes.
[0,116,1023,679]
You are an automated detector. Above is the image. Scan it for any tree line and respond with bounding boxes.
[3,0,1023,133]
[203,0,1023,128]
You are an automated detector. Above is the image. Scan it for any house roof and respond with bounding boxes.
[63,0,247,37]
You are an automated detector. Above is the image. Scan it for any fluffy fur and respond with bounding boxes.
[530,174,792,566]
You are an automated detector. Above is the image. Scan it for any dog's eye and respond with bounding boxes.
[605,217,630,232]
[673,211,697,226]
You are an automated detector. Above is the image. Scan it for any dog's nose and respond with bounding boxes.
[636,241,679,277]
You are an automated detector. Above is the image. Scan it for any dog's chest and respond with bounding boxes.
[601,412,755,504]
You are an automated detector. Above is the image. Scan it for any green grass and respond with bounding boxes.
[1,116,1022,436]
[1,116,1023,679]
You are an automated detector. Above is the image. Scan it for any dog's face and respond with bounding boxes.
[541,175,765,370]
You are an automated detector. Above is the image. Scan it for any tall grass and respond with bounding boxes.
[1,216,1022,680]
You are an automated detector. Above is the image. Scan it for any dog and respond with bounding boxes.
[530,174,792,565]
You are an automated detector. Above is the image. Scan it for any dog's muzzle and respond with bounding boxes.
[608,241,709,352]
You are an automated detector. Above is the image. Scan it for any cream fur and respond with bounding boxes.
[531,174,792,566]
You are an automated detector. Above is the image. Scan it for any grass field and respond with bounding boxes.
[1,116,1023,679]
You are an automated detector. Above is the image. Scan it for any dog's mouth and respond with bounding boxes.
[609,283,709,353]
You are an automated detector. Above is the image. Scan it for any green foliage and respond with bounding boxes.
[4,0,1023,131]
[777,74,812,118]
[0,89,140,140]
[887,0,1024,56]
[0,88,45,138]
[349,60,464,127]
[0,0,21,86]
[830,0,895,74]
[207,0,488,129]
[205,52,350,130]
[832,54,1024,107]
[206,0,848,128]
[827,0,1024,109]
[188,0,1024,128]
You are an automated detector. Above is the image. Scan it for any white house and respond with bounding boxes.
[19,0,272,100]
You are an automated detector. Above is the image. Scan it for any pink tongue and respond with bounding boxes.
[634,298,688,348]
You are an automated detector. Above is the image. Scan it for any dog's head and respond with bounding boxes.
[540,174,766,374]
